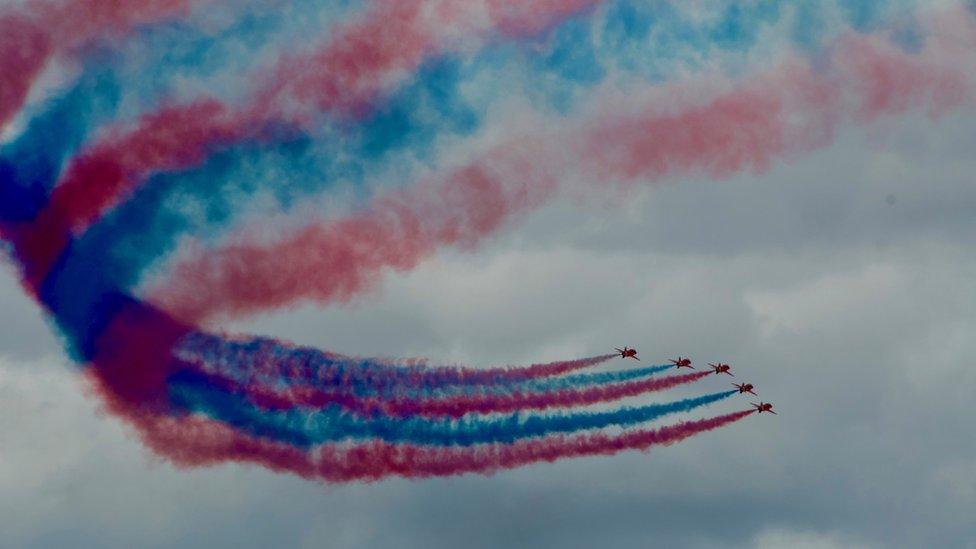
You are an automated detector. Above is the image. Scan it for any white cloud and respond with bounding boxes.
[753,528,876,549]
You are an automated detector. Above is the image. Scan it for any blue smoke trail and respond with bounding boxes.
[169,374,737,446]
[45,1,925,312]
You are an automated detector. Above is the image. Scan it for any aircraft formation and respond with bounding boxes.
[617,348,775,416]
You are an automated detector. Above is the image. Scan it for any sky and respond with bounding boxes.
[2,1,976,548]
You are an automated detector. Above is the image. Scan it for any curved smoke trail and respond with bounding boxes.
[142,409,756,482]
[1,0,973,482]
[214,369,708,417]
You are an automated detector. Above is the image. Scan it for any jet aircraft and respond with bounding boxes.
[615,347,639,360]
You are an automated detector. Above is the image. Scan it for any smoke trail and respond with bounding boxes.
[500,363,674,393]
[342,364,675,399]
[221,368,710,418]
[244,363,678,408]
[3,0,613,312]
[30,0,608,244]
[136,407,754,482]
[0,68,121,224]
[0,0,205,127]
[338,370,713,418]
[168,382,736,446]
[1,1,969,483]
[148,28,975,323]
[29,0,917,258]
[5,0,928,322]
[314,409,757,481]
[175,332,616,390]
[176,346,670,407]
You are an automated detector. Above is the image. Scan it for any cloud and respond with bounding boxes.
[752,528,876,549]
[0,265,59,361]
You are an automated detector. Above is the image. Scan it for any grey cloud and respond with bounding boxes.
[0,264,60,362]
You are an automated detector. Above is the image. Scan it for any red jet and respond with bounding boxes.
[615,347,639,361]
[709,362,733,376]
[733,383,757,395]
[670,357,693,369]
[751,402,777,414]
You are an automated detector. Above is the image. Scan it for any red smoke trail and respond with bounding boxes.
[148,32,975,324]
[482,0,601,37]
[46,100,251,232]
[238,369,710,418]
[584,40,969,185]
[9,99,250,291]
[182,350,616,392]
[0,0,202,128]
[0,13,51,129]
[315,409,755,481]
[151,136,561,323]
[257,0,605,119]
[39,0,606,243]
[36,0,204,43]
[109,386,753,481]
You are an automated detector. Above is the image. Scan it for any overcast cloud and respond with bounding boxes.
[2,99,976,548]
